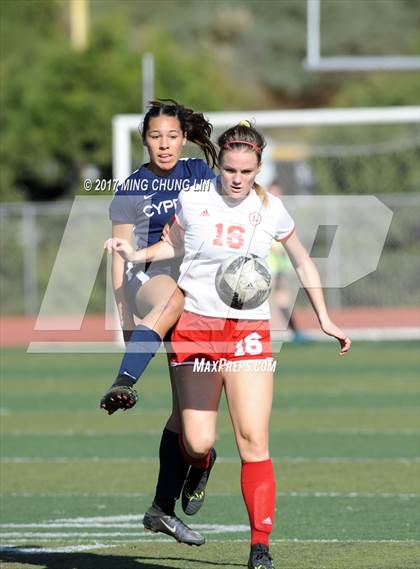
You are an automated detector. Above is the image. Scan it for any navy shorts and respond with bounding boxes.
[123,260,179,318]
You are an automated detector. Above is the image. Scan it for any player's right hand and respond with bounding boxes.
[161,223,172,244]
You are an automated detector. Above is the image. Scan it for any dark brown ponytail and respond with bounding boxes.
[142,99,217,167]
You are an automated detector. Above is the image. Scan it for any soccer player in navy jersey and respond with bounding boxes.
[101,100,218,545]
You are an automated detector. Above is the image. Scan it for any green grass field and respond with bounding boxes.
[1,341,419,569]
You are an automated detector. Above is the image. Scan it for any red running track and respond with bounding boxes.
[0,308,419,347]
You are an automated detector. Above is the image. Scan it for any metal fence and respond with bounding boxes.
[0,194,418,316]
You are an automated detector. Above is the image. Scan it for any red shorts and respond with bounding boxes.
[170,311,272,366]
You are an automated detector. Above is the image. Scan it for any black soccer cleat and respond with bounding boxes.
[100,373,138,415]
[143,505,205,546]
[248,543,274,569]
[182,447,217,516]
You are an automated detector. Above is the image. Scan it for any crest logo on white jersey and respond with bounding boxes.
[249,212,262,226]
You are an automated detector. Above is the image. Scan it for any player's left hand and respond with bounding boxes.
[104,237,136,262]
[320,318,351,356]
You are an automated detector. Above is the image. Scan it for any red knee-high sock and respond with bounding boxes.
[178,434,212,469]
[241,459,276,546]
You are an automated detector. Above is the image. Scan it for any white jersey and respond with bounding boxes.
[174,178,295,320]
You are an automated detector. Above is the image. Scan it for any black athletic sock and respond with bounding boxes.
[153,428,190,515]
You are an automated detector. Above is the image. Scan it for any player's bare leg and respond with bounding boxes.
[172,365,221,514]
[173,365,222,459]
[100,275,184,414]
[134,275,185,337]
[223,369,273,462]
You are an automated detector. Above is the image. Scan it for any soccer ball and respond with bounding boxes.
[215,253,273,310]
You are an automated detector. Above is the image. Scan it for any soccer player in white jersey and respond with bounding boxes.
[107,121,351,569]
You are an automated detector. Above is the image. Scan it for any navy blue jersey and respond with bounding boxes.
[110,158,215,249]
[110,158,215,285]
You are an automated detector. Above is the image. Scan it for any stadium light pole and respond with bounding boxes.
[306,0,321,69]
[142,53,155,113]
[141,53,154,165]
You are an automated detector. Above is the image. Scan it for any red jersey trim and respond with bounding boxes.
[276,226,295,243]
[174,214,186,231]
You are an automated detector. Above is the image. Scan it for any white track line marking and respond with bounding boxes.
[4,428,419,435]
[0,516,250,535]
[3,456,419,463]
[1,533,150,538]
[4,491,419,499]
[2,513,418,541]
[279,491,419,498]
[2,526,250,535]
[1,538,418,554]
[0,544,118,553]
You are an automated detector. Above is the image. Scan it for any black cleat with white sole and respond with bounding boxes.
[143,505,205,546]
[182,448,217,515]
[248,543,274,569]
[100,373,138,415]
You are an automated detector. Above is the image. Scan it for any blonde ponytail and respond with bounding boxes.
[254,182,268,208]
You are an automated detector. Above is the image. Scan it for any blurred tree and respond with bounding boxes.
[95,0,419,105]
[1,21,140,200]
[322,0,419,57]
[0,4,259,201]
[1,0,419,201]
[333,73,420,108]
